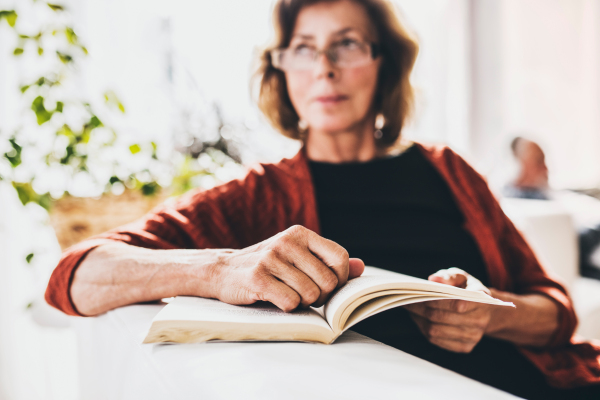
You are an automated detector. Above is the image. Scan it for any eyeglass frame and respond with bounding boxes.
[270,41,381,71]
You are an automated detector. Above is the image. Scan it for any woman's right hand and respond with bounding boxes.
[209,225,364,312]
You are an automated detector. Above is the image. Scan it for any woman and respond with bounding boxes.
[46,0,600,398]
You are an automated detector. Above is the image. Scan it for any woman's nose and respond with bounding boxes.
[313,53,338,80]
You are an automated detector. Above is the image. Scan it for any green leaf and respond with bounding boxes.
[129,144,141,154]
[89,115,102,128]
[47,3,65,12]
[151,141,158,159]
[4,140,22,167]
[0,10,18,27]
[38,193,52,210]
[11,182,52,210]
[13,48,23,55]
[20,85,30,93]
[55,101,64,113]
[56,51,73,64]
[104,90,126,113]
[12,182,34,206]
[64,27,77,44]
[25,253,34,263]
[31,96,53,125]
[57,124,74,138]
[26,302,33,309]
[80,128,91,144]
[109,176,121,184]
[60,144,75,164]
[80,46,88,55]
[37,47,44,56]
[141,182,160,196]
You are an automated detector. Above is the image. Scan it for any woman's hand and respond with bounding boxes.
[404,268,494,353]
[209,225,365,312]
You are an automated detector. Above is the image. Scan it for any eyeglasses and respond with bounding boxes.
[270,39,380,71]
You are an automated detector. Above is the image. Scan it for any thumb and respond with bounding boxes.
[429,268,468,289]
[348,258,365,279]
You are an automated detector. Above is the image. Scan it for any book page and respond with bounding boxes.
[324,267,512,333]
[144,296,336,344]
[153,296,331,328]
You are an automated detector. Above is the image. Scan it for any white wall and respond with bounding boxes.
[472,0,600,190]
[396,0,473,155]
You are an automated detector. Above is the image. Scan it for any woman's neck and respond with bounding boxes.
[305,118,383,163]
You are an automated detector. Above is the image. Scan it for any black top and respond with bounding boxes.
[309,145,490,284]
[308,145,592,400]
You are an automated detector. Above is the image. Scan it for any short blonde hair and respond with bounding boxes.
[254,0,419,147]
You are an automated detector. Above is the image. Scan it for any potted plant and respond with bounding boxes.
[0,1,243,250]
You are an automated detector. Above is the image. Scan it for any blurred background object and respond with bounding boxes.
[2,0,600,399]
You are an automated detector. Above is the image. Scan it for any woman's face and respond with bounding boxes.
[285,0,381,135]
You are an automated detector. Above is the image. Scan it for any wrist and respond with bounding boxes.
[485,288,515,335]
[141,248,230,301]
[171,249,228,300]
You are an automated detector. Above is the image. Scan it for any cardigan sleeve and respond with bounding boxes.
[45,169,265,316]
[496,210,578,347]
[453,152,578,347]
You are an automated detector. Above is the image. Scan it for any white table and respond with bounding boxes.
[75,304,521,400]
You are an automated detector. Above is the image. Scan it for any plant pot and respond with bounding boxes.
[49,191,166,250]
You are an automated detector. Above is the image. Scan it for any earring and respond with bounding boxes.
[374,113,385,139]
[298,119,308,130]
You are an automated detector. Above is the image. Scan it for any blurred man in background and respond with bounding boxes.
[503,137,550,200]
[504,136,600,280]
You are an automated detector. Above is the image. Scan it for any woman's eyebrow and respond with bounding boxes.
[291,27,363,42]
[332,27,360,36]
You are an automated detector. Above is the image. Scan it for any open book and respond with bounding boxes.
[143,267,514,344]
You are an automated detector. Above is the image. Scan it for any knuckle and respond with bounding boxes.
[474,319,488,330]
[275,233,293,249]
[305,287,320,304]
[423,307,435,320]
[252,260,270,275]
[461,343,475,353]
[281,293,301,312]
[321,274,339,293]
[287,225,305,236]
[335,247,350,263]
[248,270,267,289]
[470,331,483,342]
[451,300,464,312]
[427,324,441,338]
[425,307,442,322]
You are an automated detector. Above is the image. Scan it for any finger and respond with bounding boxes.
[256,275,302,312]
[429,336,477,353]
[404,302,427,314]
[406,303,485,326]
[278,242,338,306]
[429,268,468,288]
[272,248,336,307]
[426,299,481,313]
[267,257,322,308]
[464,275,492,295]
[423,320,484,343]
[289,226,350,288]
[348,258,365,279]
[410,315,482,352]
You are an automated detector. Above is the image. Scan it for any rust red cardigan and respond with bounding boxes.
[46,142,600,388]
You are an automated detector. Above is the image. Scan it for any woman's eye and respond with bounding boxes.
[338,38,359,49]
[293,44,314,56]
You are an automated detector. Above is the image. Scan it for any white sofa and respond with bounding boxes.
[501,195,600,340]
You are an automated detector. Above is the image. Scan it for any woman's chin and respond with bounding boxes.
[309,121,363,135]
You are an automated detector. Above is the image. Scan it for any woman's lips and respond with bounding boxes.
[314,95,349,104]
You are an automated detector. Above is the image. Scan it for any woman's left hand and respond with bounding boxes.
[404,268,494,353]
